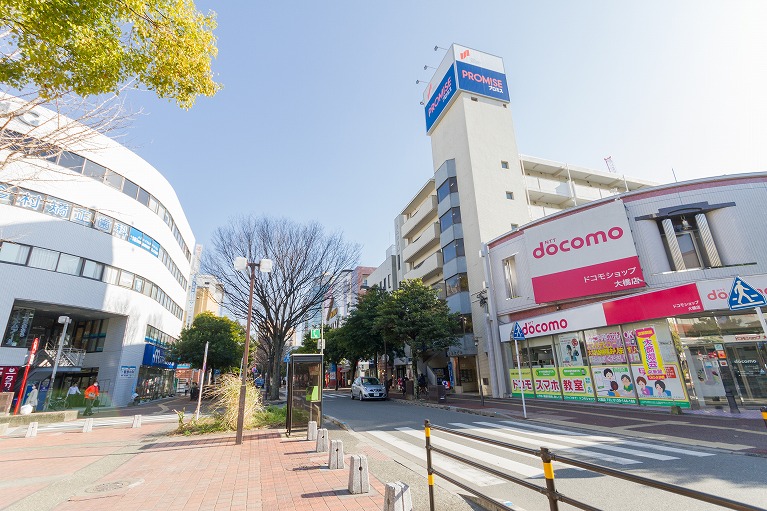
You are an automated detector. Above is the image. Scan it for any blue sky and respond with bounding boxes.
[123,1,767,266]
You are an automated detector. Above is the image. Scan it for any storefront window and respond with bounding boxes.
[135,366,175,400]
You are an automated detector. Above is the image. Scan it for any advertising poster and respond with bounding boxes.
[509,368,534,397]
[592,365,637,404]
[531,368,562,399]
[631,364,689,408]
[559,366,595,401]
[119,366,137,378]
[558,333,583,366]
[0,366,20,392]
[585,329,627,365]
[636,327,665,379]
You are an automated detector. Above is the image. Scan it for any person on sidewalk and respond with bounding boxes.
[25,383,39,412]
[65,383,80,408]
[83,381,99,416]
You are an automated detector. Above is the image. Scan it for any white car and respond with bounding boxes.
[351,377,387,401]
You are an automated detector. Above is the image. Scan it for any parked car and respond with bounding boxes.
[255,377,265,388]
[351,377,387,401]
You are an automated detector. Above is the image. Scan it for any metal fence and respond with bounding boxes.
[423,419,765,511]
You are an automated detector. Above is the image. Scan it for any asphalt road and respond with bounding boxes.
[321,391,767,511]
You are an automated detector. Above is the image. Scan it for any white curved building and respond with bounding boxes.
[0,96,194,408]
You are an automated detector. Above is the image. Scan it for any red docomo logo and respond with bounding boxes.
[533,227,624,259]
[707,287,767,300]
[522,319,568,335]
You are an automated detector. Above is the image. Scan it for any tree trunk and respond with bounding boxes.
[268,355,282,400]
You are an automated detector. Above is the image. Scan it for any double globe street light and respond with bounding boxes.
[234,256,273,445]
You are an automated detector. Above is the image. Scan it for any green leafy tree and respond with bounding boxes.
[335,285,389,379]
[172,312,246,379]
[0,0,221,108]
[375,279,460,378]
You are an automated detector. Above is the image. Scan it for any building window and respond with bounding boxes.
[58,151,85,173]
[56,253,82,275]
[458,314,473,334]
[502,256,519,299]
[442,238,465,263]
[501,161,509,169]
[439,207,462,232]
[445,273,469,297]
[506,191,514,200]
[658,215,710,270]
[82,160,107,181]
[82,260,104,280]
[122,178,139,199]
[437,177,458,202]
[0,242,30,265]
[28,247,59,270]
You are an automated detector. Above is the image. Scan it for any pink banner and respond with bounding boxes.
[603,283,702,324]
[531,256,645,303]
[0,366,20,393]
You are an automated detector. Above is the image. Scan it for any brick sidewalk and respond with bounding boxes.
[1,421,386,511]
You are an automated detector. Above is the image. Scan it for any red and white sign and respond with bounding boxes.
[526,201,645,303]
[603,283,702,324]
[698,274,767,311]
[500,303,607,340]
[0,366,19,393]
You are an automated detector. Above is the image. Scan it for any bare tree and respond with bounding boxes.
[203,215,360,400]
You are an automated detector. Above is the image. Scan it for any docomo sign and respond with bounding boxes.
[522,318,569,335]
[533,226,625,259]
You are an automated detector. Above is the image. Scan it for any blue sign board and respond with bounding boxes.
[424,64,456,132]
[512,322,526,341]
[142,343,176,369]
[728,276,767,311]
[456,61,510,103]
[150,240,160,257]
[141,233,153,252]
[129,227,143,248]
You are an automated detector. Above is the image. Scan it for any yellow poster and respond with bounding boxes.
[635,327,665,380]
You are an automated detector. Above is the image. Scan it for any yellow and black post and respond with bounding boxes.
[540,447,559,511]
[424,419,435,511]
[761,407,767,430]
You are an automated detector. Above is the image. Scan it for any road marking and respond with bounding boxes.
[473,421,678,462]
[500,421,715,457]
[396,427,543,478]
[450,423,641,465]
[367,430,505,486]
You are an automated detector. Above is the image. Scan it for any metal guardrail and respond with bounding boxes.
[423,419,766,511]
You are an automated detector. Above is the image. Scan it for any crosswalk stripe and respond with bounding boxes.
[396,427,543,478]
[474,422,678,462]
[368,430,505,486]
[449,423,641,465]
[500,421,715,457]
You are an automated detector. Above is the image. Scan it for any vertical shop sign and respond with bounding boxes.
[3,308,35,347]
[636,327,665,379]
[0,366,20,392]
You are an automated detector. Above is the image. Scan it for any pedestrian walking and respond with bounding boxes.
[25,383,39,412]
[83,381,99,416]
[65,383,80,407]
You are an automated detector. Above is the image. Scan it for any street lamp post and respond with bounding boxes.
[234,256,273,446]
[474,337,485,407]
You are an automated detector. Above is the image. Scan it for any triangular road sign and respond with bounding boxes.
[512,322,526,341]
[728,276,767,311]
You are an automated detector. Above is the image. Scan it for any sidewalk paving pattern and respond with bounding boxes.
[1,392,765,511]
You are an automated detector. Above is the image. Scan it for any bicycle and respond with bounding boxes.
[48,396,67,411]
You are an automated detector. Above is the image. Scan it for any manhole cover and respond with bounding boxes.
[85,481,130,493]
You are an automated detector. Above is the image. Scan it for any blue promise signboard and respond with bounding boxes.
[424,64,456,132]
[142,344,176,369]
[456,61,509,103]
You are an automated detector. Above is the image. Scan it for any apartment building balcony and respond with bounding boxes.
[525,175,574,206]
[402,222,440,265]
[404,251,443,282]
[401,195,438,239]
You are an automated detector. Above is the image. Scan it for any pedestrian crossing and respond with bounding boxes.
[4,413,179,436]
[364,419,715,488]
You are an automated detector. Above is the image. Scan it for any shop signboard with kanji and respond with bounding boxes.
[531,367,562,399]
[509,368,534,397]
[559,366,595,401]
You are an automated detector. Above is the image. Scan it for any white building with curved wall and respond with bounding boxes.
[0,96,194,408]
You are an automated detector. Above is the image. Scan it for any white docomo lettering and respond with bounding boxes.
[522,318,568,335]
[533,227,624,259]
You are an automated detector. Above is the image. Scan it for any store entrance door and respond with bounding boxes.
[726,342,767,405]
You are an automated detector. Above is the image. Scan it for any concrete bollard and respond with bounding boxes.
[328,439,345,469]
[25,422,38,438]
[83,418,94,433]
[315,428,329,452]
[383,482,413,511]
[348,454,370,494]
[131,415,142,428]
[307,420,317,441]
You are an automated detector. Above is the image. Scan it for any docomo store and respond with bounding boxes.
[499,278,767,408]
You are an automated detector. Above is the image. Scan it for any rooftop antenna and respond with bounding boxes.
[671,168,678,183]
[603,156,617,174]
[434,45,448,52]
